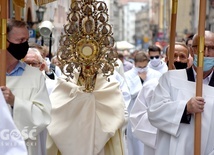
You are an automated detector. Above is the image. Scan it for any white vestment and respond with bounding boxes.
[129,78,159,155]
[6,65,51,155]
[125,67,161,155]
[115,59,126,79]
[47,73,126,155]
[113,71,131,155]
[148,69,214,155]
[148,60,168,74]
[0,90,27,155]
[113,71,131,109]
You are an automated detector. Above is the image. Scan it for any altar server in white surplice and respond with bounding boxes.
[148,31,214,155]
[113,70,131,155]
[129,41,190,155]
[129,78,159,155]
[124,51,161,155]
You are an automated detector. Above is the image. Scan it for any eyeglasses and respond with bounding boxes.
[150,56,159,59]
[192,45,214,52]
[27,62,42,67]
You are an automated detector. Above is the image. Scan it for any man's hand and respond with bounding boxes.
[41,59,49,72]
[0,86,15,107]
[187,96,205,114]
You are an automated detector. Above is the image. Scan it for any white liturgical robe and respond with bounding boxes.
[129,78,159,155]
[125,67,161,155]
[47,73,126,155]
[6,65,52,155]
[148,69,214,155]
[0,90,27,155]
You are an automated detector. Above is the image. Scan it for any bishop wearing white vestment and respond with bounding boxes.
[47,72,126,155]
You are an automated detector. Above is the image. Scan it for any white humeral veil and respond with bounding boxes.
[47,73,125,155]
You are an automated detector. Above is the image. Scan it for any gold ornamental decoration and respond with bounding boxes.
[57,0,117,92]
[34,0,57,6]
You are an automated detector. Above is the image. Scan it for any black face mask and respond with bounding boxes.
[174,61,187,69]
[7,40,29,60]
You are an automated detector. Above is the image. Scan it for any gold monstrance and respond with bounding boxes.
[57,0,117,92]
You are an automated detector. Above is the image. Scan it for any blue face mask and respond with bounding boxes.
[193,54,214,71]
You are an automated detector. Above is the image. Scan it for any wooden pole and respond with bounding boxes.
[14,5,21,20]
[194,0,206,155]
[168,0,178,70]
[0,0,8,86]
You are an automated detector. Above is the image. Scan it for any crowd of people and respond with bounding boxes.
[1,19,214,155]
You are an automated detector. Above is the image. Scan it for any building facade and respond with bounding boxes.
[10,0,214,52]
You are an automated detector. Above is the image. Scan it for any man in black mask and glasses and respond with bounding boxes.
[0,19,51,155]
[165,42,190,69]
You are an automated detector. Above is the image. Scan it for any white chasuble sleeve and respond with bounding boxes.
[47,74,125,155]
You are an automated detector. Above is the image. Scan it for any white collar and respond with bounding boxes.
[192,67,213,85]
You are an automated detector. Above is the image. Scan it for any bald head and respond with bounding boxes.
[192,31,214,46]
[165,42,189,61]
[191,30,214,58]
[191,30,214,76]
